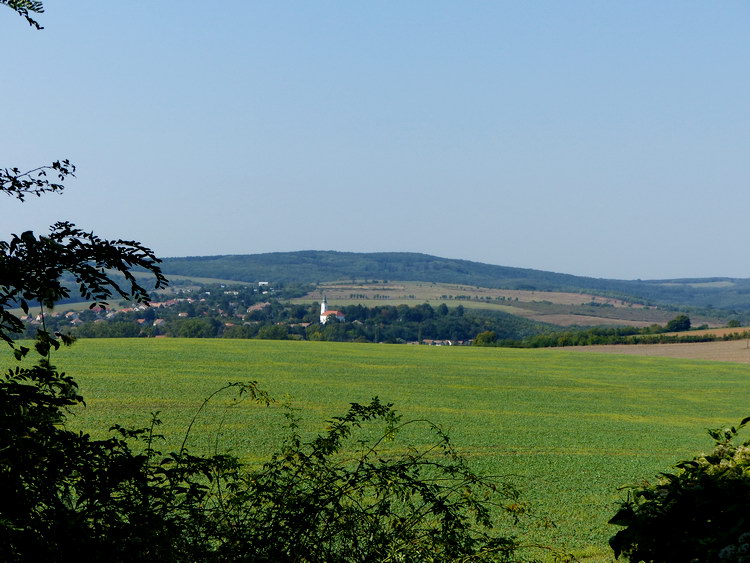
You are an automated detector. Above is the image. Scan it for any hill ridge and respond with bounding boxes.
[157,251,750,312]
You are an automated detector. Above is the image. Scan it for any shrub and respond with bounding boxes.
[610,417,750,562]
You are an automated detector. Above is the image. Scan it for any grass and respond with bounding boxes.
[26,338,750,560]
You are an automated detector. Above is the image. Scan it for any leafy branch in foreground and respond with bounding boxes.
[1,160,75,201]
[216,397,551,562]
[610,416,750,562]
[0,221,168,356]
[1,0,45,29]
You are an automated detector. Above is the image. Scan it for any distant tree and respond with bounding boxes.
[257,323,288,340]
[175,318,219,338]
[474,330,498,347]
[666,314,691,332]
[222,324,257,339]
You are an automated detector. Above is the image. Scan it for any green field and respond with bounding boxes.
[34,339,750,560]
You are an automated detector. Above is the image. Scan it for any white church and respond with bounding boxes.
[320,296,345,324]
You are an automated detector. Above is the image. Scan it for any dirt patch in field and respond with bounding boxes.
[525,314,654,327]
[311,281,647,308]
[662,327,750,338]
[569,340,750,364]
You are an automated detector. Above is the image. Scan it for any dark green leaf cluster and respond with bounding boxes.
[0,221,167,355]
[1,160,73,201]
[1,0,44,29]
[665,314,691,332]
[224,399,533,562]
[610,417,750,562]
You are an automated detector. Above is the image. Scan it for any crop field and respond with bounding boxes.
[24,339,750,560]
[292,280,723,328]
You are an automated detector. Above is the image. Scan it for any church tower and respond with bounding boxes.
[319,295,344,324]
[320,296,328,324]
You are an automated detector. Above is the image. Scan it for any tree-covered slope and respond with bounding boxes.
[158,251,750,312]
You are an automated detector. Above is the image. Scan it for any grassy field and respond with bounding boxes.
[29,338,750,560]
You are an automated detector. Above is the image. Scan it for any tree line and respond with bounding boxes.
[17,291,550,344]
[474,314,750,348]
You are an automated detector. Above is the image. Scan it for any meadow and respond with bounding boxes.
[38,338,750,560]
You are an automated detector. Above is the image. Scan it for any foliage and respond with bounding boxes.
[474,330,498,346]
[1,0,44,29]
[503,318,750,349]
[1,159,73,200]
[0,222,167,349]
[610,417,750,562]
[1,164,543,560]
[0,159,172,559]
[204,397,546,562]
[665,314,691,332]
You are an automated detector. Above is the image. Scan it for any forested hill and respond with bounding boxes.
[158,251,750,311]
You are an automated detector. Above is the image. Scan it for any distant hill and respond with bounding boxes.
[158,251,750,313]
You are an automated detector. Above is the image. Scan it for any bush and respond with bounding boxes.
[1,361,550,562]
[665,314,691,333]
[610,417,750,561]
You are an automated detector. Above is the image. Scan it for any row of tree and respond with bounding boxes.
[472,315,735,348]
[15,291,552,343]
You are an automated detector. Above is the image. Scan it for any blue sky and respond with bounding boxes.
[3,1,749,279]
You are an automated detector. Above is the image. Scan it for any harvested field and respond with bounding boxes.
[523,313,654,327]
[663,326,750,338]
[307,281,646,307]
[572,339,750,364]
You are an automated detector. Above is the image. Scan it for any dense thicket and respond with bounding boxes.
[610,418,750,562]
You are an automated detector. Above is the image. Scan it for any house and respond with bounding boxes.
[320,296,345,324]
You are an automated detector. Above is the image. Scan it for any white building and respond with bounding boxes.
[320,296,345,324]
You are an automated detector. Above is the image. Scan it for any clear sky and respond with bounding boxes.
[3,1,749,280]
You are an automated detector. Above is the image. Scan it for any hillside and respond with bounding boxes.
[158,251,750,313]
[298,281,721,328]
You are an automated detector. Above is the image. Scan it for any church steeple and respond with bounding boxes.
[319,295,344,325]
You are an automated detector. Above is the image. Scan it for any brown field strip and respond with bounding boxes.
[662,326,750,338]
[570,340,750,364]
[525,313,654,327]
[308,281,645,307]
